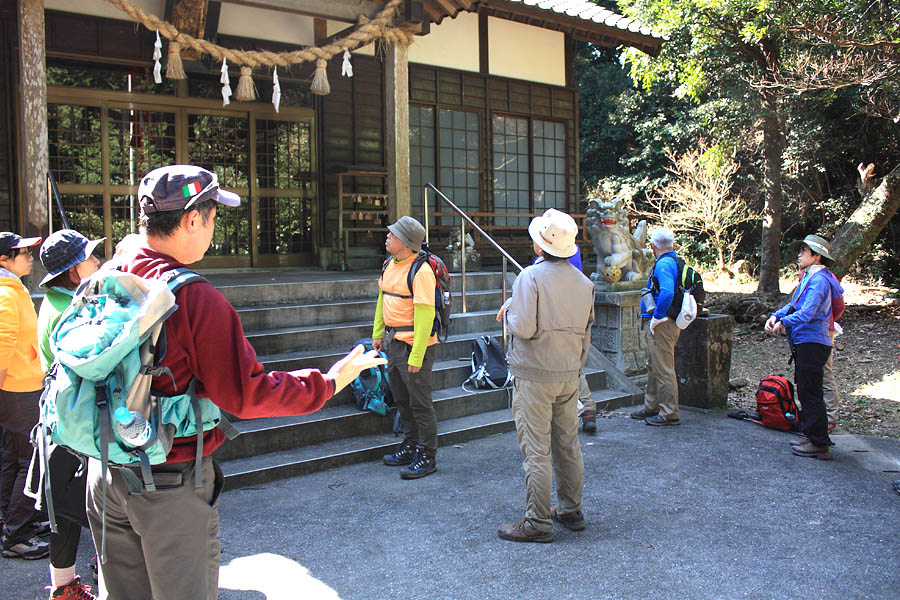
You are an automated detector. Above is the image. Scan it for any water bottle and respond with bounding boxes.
[114,407,152,448]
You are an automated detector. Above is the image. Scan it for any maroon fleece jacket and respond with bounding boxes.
[123,247,333,464]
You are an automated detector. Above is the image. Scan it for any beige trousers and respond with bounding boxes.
[824,329,839,425]
[576,372,595,415]
[644,318,681,419]
[511,377,584,532]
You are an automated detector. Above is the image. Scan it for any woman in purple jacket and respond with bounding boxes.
[765,234,843,459]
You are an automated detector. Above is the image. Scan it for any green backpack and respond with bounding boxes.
[37,267,236,561]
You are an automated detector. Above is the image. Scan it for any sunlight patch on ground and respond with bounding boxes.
[219,553,342,600]
[852,370,900,402]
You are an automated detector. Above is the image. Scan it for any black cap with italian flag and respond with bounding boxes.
[138,165,241,215]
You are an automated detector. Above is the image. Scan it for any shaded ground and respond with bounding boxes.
[4,411,900,600]
[705,276,900,438]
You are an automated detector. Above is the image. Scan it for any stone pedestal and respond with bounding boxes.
[674,314,735,409]
[592,289,647,375]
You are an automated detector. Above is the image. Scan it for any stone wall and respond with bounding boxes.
[592,289,648,375]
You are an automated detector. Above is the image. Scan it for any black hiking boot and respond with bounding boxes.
[383,439,416,466]
[400,446,437,479]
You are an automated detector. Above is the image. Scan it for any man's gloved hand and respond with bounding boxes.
[649,316,667,335]
[325,344,388,394]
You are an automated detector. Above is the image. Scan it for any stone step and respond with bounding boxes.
[217,368,609,460]
[235,289,504,332]
[217,387,632,490]
[216,271,509,307]
[244,310,502,356]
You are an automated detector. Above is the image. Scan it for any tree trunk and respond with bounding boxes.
[756,92,786,293]
[830,163,900,279]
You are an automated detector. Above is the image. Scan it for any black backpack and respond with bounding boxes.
[462,336,511,391]
[382,248,452,342]
[652,256,705,319]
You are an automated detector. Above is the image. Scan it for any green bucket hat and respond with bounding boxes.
[790,234,834,261]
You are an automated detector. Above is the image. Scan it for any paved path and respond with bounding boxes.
[5,408,899,600]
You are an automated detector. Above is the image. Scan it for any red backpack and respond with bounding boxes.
[755,376,800,431]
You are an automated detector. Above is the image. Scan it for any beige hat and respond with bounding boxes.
[790,234,834,260]
[528,208,578,258]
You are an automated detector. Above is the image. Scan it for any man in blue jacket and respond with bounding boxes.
[631,227,682,426]
[766,234,843,459]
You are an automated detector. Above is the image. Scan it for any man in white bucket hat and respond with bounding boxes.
[497,208,594,543]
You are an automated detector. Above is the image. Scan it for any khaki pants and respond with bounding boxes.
[644,318,681,419]
[87,456,224,600]
[511,377,584,532]
[576,372,595,415]
[823,330,839,425]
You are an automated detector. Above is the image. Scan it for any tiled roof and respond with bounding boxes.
[422,0,664,56]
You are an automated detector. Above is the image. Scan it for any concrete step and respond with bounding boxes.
[235,289,504,332]
[217,387,632,490]
[244,310,502,356]
[219,367,609,458]
[217,271,509,307]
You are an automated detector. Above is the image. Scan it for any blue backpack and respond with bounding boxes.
[37,267,236,560]
[348,338,400,433]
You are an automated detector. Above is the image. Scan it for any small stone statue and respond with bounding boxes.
[446,230,481,272]
[586,197,653,285]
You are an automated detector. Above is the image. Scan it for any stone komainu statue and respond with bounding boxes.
[586,197,654,283]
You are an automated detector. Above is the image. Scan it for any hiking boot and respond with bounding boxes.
[645,414,680,426]
[497,519,553,543]
[49,576,96,599]
[399,446,436,479]
[630,408,659,420]
[791,440,831,460]
[1,535,50,559]
[551,507,586,531]
[383,439,416,466]
[581,411,597,434]
[31,520,52,538]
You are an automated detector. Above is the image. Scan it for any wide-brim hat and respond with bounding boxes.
[790,234,834,261]
[138,165,241,215]
[387,216,426,252]
[528,208,578,258]
[39,229,106,287]
[0,232,42,257]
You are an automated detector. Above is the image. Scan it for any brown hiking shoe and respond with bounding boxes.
[551,507,585,531]
[791,440,832,460]
[497,519,553,543]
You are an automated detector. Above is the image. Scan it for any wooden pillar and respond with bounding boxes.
[384,42,410,221]
[18,0,48,288]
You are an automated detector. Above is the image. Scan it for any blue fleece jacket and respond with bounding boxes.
[642,251,679,319]
[772,266,843,346]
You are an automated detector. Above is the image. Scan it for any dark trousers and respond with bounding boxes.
[794,342,832,447]
[0,389,42,543]
[46,447,89,568]
[385,334,437,452]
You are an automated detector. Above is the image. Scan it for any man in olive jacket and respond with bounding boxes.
[497,209,594,543]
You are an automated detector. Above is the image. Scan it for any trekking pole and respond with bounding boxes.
[47,171,69,230]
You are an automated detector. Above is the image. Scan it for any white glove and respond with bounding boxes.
[764,315,777,333]
[649,316,668,334]
[322,344,388,395]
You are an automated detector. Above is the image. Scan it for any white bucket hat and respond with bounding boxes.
[528,208,578,258]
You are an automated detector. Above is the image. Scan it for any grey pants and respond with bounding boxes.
[511,377,584,532]
[86,456,224,600]
[385,334,437,451]
[644,319,681,419]
[824,330,839,425]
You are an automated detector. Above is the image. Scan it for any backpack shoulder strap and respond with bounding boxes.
[406,251,430,295]
[160,268,208,293]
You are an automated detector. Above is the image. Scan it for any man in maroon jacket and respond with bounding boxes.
[85,165,385,600]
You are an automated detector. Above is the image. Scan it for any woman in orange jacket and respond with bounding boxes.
[0,231,48,560]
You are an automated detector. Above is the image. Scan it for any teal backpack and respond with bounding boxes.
[37,267,236,561]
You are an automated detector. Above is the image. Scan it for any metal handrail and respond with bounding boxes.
[424,183,524,348]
